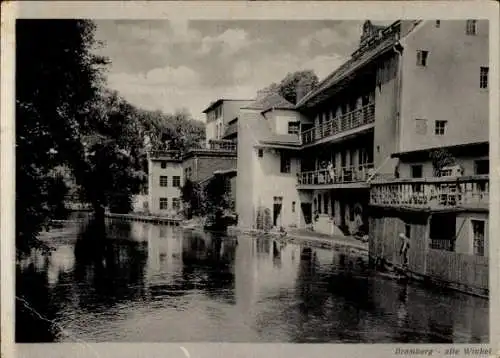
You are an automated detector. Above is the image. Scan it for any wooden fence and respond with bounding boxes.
[426,249,488,292]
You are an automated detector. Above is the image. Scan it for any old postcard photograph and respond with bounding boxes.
[1,1,499,358]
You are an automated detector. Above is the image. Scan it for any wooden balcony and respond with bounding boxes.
[297,163,375,187]
[301,103,375,146]
[370,175,489,211]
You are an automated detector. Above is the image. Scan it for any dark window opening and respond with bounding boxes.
[411,165,423,178]
[429,213,456,251]
[475,160,489,175]
[280,151,291,173]
[160,161,167,169]
[417,50,429,67]
[288,122,300,135]
[160,176,168,187]
[472,219,485,256]
[258,149,263,158]
[480,67,489,89]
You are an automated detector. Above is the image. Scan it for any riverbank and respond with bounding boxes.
[105,212,182,225]
[226,226,369,254]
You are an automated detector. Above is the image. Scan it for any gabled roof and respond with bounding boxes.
[296,20,421,108]
[240,110,301,149]
[243,92,295,112]
[202,99,254,113]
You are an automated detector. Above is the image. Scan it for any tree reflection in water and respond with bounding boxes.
[180,230,237,304]
[16,260,58,342]
[73,218,148,310]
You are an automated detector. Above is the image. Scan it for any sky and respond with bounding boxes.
[93,20,390,122]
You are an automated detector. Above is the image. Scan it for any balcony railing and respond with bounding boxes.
[370,176,489,209]
[207,139,237,152]
[148,150,182,160]
[301,103,375,145]
[297,163,375,186]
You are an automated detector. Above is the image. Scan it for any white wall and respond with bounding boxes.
[264,109,304,136]
[399,20,489,152]
[148,159,183,215]
[253,147,301,228]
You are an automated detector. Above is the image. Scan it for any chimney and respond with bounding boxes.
[296,78,314,103]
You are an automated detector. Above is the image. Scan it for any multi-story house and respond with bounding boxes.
[366,19,489,295]
[236,92,306,229]
[203,99,254,145]
[147,150,184,216]
[294,20,414,237]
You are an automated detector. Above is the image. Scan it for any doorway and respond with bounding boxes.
[301,203,312,225]
[273,196,283,227]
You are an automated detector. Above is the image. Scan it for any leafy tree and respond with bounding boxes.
[260,70,319,104]
[74,90,147,220]
[181,179,204,219]
[429,149,456,176]
[203,175,232,231]
[16,19,107,255]
[138,109,205,153]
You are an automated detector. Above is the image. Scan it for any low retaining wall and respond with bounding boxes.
[105,212,182,225]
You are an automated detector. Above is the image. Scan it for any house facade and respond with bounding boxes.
[236,93,307,230]
[147,151,184,216]
[366,19,489,295]
[203,99,254,145]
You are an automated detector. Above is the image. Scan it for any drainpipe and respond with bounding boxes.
[392,41,404,157]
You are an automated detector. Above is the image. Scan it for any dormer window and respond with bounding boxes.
[435,20,441,28]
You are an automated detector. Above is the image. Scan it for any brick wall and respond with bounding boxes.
[195,156,237,182]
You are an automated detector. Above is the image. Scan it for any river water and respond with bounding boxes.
[16,214,488,343]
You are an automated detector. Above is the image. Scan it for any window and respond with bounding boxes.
[280,151,291,173]
[160,161,167,169]
[159,198,168,210]
[185,167,192,179]
[172,198,181,211]
[411,165,423,178]
[434,120,447,135]
[466,20,477,35]
[435,20,441,28]
[472,220,485,256]
[288,121,300,135]
[258,149,263,158]
[480,67,489,89]
[475,160,489,175]
[160,176,168,187]
[415,118,428,135]
[172,176,181,187]
[317,195,322,214]
[416,50,428,67]
[292,201,296,213]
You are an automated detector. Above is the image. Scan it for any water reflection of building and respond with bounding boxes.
[235,236,259,314]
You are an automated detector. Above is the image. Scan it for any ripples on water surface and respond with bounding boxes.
[16,214,489,343]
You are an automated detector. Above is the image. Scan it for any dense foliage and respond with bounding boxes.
[260,70,319,104]
[16,20,205,255]
[16,20,107,254]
